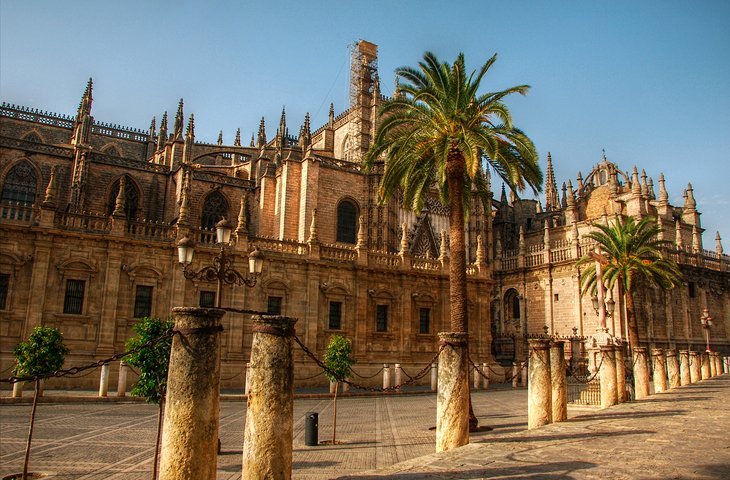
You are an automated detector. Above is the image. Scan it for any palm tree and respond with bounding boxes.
[578,215,682,349]
[364,52,541,429]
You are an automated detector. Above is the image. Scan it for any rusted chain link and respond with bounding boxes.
[221,369,244,381]
[567,354,604,384]
[294,370,325,381]
[0,328,176,384]
[469,356,520,383]
[348,367,384,379]
[292,334,444,392]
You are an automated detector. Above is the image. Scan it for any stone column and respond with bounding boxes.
[436,332,469,452]
[521,362,528,387]
[242,315,297,480]
[633,347,650,400]
[473,364,481,390]
[430,363,437,392]
[528,339,552,429]
[549,341,567,422]
[38,379,44,397]
[716,354,724,375]
[615,347,626,402]
[600,345,618,408]
[394,364,403,392]
[700,352,711,380]
[652,348,667,393]
[98,363,110,397]
[666,349,680,389]
[512,362,519,388]
[117,361,128,397]
[245,362,251,394]
[689,351,700,383]
[679,350,690,385]
[12,381,23,398]
[709,353,717,377]
[482,363,490,390]
[159,307,225,480]
[382,364,391,390]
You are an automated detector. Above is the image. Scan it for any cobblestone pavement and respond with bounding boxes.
[1,377,727,479]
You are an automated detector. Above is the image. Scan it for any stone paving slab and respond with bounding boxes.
[337,376,730,480]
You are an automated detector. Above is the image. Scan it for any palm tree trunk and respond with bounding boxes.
[152,399,164,480]
[625,291,640,350]
[332,383,338,444]
[22,379,40,480]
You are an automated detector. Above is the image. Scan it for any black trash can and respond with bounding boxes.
[305,412,318,446]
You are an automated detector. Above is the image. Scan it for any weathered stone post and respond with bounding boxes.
[244,362,251,394]
[709,353,717,377]
[37,379,44,397]
[98,363,110,397]
[117,361,128,397]
[549,341,567,422]
[394,364,403,392]
[700,352,711,380]
[528,339,552,429]
[342,377,350,393]
[521,362,528,387]
[512,362,519,388]
[679,350,690,385]
[159,307,225,480]
[713,353,721,376]
[430,363,437,392]
[482,363,490,390]
[473,364,480,390]
[615,347,626,402]
[689,351,700,383]
[652,348,667,393]
[382,364,391,390]
[12,381,23,398]
[633,347,650,400]
[242,315,297,480]
[666,349,680,389]
[436,332,469,452]
[600,345,618,408]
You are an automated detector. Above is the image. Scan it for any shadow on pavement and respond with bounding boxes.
[484,428,655,443]
[690,463,730,480]
[336,460,596,479]
[570,410,686,421]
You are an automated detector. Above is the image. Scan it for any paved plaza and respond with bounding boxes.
[1,376,729,479]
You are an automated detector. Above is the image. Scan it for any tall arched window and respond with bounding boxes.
[1,161,38,206]
[107,176,140,220]
[512,294,521,319]
[336,199,358,244]
[201,191,229,230]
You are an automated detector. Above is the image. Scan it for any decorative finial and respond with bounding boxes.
[308,208,318,243]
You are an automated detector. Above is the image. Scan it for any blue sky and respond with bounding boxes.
[1,0,728,243]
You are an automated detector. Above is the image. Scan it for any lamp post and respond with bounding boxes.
[700,308,713,352]
[176,218,264,308]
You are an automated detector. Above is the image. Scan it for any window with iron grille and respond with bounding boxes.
[199,290,216,308]
[419,307,431,334]
[63,279,85,315]
[0,274,8,310]
[133,285,153,318]
[201,191,229,230]
[376,304,388,332]
[267,296,283,315]
[328,301,342,330]
[1,161,37,206]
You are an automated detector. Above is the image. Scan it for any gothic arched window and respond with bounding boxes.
[1,161,38,206]
[107,176,140,220]
[336,199,358,244]
[512,294,521,319]
[201,191,229,230]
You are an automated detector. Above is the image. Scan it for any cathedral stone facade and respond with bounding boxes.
[1,40,728,389]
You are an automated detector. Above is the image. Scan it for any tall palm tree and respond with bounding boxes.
[578,215,682,349]
[364,51,541,336]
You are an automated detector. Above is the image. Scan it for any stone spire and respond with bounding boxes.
[148,116,157,142]
[566,180,576,208]
[256,117,266,147]
[631,166,641,196]
[536,200,543,213]
[544,152,560,211]
[157,112,168,150]
[543,220,551,249]
[658,173,669,203]
[439,230,448,261]
[399,223,409,254]
[641,169,649,197]
[113,176,127,217]
[173,99,184,138]
[277,107,287,147]
[234,128,241,147]
[500,184,507,205]
[217,130,223,145]
[77,77,93,119]
[683,183,696,211]
[249,134,255,147]
[648,177,655,200]
[692,225,701,253]
[675,219,683,249]
[608,169,618,197]
[300,112,311,151]
[560,182,568,208]
[716,232,723,255]
[236,193,248,234]
[178,171,190,225]
[72,78,94,147]
[356,216,366,249]
[576,171,584,192]
[656,215,664,241]
[186,114,195,138]
[42,165,59,207]
[308,208,318,243]
[476,234,484,264]
[328,103,335,126]
[518,225,526,254]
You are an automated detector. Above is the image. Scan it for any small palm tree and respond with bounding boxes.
[578,215,682,348]
[364,52,541,431]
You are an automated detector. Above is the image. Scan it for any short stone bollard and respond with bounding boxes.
[709,353,716,377]
[482,363,490,390]
[394,364,402,392]
[679,350,690,385]
[37,379,44,397]
[245,362,251,395]
[652,348,667,393]
[512,363,519,388]
[430,363,437,392]
[633,347,650,400]
[689,351,700,383]
[473,364,480,390]
[436,332,469,452]
[117,361,128,397]
[549,341,567,422]
[615,347,627,402]
[159,307,225,480]
[600,345,618,408]
[521,362,528,387]
[382,364,391,390]
[242,315,297,480]
[666,349,680,389]
[700,352,711,380]
[12,380,23,398]
[528,339,552,429]
[99,363,110,397]
[342,378,350,394]
[717,354,724,376]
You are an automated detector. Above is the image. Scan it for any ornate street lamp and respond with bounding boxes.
[700,308,713,352]
[176,218,263,308]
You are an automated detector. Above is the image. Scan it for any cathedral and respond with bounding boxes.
[1,40,728,389]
